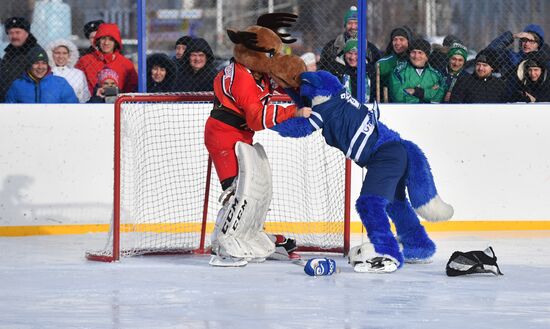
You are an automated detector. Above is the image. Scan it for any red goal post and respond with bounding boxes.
[86,93,351,262]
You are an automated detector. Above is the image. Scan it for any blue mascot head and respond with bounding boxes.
[299,71,345,100]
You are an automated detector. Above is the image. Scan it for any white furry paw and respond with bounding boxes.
[415,195,454,222]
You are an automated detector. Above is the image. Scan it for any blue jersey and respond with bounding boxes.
[308,89,380,166]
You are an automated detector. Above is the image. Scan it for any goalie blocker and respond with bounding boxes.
[210,142,276,266]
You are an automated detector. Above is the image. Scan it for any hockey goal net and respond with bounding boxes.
[86,93,351,262]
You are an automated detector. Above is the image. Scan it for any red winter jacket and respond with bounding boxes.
[75,23,138,93]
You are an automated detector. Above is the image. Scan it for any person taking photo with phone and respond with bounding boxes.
[87,67,119,103]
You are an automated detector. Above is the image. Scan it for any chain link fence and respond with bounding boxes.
[1,0,549,103]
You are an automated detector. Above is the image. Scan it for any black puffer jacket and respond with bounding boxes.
[450,74,508,103]
[176,38,218,92]
[0,34,43,102]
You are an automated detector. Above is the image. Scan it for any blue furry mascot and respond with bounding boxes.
[273,71,454,273]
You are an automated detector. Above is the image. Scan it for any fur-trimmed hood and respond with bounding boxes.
[516,51,548,83]
[46,38,79,68]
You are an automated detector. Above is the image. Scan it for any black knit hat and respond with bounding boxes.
[409,38,431,56]
[4,17,31,34]
[83,20,104,39]
[523,51,546,70]
[442,34,463,47]
[390,26,413,41]
[175,35,193,48]
[524,59,541,69]
[475,49,497,69]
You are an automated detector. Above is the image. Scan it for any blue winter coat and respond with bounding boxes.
[488,30,550,77]
[5,71,78,103]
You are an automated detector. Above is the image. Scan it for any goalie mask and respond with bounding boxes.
[446,246,503,277]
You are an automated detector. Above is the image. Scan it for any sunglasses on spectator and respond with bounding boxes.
[520,38,537,44]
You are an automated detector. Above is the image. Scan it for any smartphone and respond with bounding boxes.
[104,86,119,97]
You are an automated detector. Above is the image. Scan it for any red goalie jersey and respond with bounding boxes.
[204,61,297,187]
[213,61,297,131]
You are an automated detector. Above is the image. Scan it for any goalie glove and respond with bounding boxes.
[271,234,297,253]
[267,234,299,260]
[446,246,503,277]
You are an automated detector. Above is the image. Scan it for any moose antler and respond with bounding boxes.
[256,13,298,44]
[226,29,276,54]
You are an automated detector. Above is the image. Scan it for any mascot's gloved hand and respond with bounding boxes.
[283,87,301,106]
[271,88,315,138]
[270,117,314,138]
[283,87,311,108]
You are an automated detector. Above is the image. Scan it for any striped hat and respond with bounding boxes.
[97,68,119,85]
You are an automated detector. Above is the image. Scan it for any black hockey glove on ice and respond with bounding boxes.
[446,246,503,277]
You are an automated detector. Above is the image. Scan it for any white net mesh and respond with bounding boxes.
[87,95,347,260]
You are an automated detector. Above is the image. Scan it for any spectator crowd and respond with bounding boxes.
[0,16,220,104]
[1,9,549,104]
[315,6,550,104]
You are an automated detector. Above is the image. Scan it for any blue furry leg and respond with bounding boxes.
[356,194,404,267]
[386,198,436,261]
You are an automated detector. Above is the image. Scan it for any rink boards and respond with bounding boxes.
[1,103,550,235]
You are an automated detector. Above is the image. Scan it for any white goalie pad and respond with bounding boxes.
[211,142,275,261]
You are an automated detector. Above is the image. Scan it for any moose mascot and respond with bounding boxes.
[204,13,311,267]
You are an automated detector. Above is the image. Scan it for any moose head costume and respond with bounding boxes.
[225,13,306,88]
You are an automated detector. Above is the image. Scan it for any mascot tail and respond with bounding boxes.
[402,139,454,222]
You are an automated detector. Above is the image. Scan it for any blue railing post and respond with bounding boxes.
[137,0,147,92]
[357,0,367,104]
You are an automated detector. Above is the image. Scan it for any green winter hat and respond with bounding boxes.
[343,39,358,53]
[448,42,468,60]
[29,46,49,65]
[343,6,357,26]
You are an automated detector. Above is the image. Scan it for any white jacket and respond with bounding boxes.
[47,39,91,103]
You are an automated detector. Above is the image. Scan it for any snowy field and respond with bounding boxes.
[1,231,550,329]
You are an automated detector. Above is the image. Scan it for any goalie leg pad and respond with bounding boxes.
[209,254,248,267]
[210,201,250,266]
[211,142,275,260]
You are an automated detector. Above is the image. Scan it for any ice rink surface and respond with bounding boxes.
[1,231,550,329]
